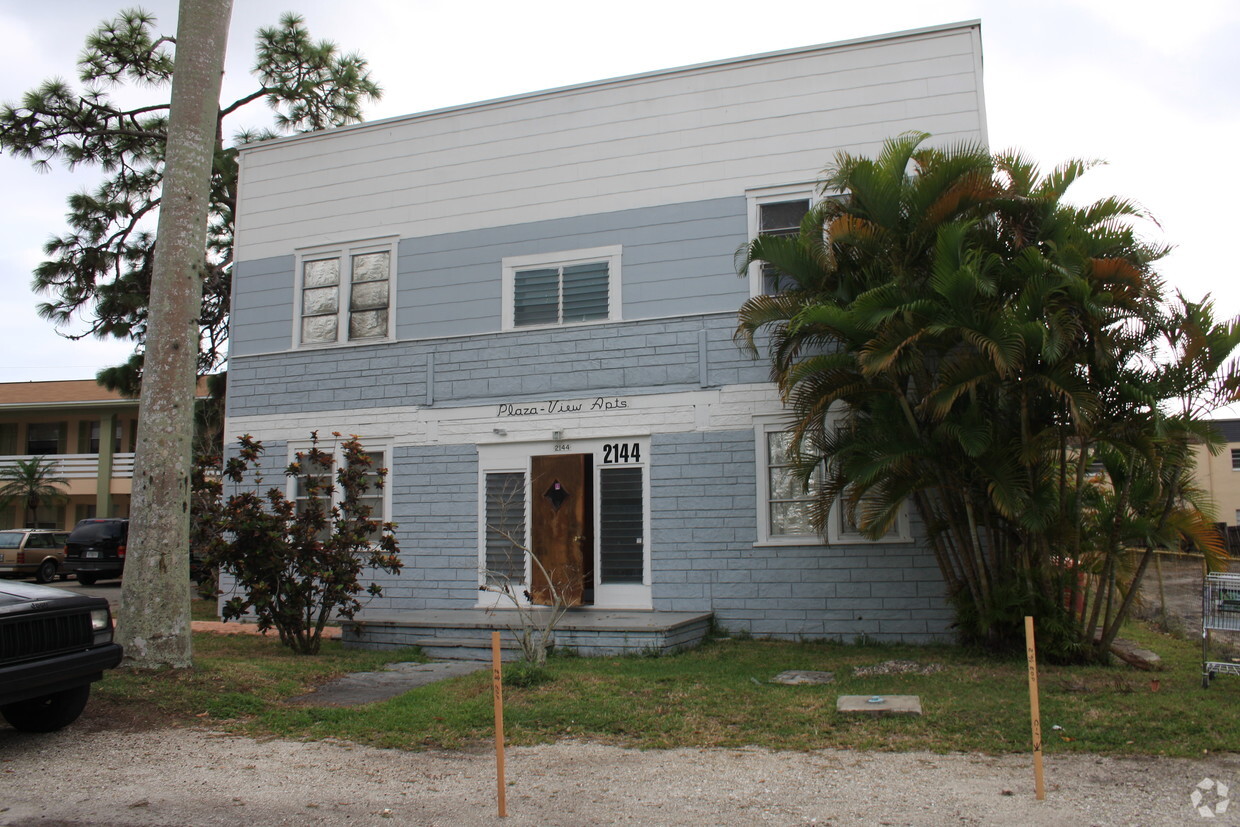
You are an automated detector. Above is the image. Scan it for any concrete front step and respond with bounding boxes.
[340,608,713,660]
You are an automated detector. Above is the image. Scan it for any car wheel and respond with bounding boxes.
[34,559,57,584]
[0,685,91,733]
[76,573,99,586]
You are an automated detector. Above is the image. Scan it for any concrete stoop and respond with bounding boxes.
[340,608,713,660]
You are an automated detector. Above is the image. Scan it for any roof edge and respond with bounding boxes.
[239,20,982,155]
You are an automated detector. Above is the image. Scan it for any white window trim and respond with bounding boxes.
[475,437,651,610]
[284,436,394,535]
[753,414,910,546]
[292,235,398,349]
[500,245,622,331]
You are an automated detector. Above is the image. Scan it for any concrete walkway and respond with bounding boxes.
[192,619,488,706]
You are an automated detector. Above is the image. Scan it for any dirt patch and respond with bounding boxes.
[1135,554,1240,658]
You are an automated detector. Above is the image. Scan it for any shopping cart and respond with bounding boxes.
[1202,571,1240,688]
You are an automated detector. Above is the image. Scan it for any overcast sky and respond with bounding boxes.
[1,0,1237,386]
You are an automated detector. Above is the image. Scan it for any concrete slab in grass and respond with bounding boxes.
[285,661,489,707]
[771,670,834,685]
[836,695,922,716]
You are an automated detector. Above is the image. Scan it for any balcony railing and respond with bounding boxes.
[0,453,136,479]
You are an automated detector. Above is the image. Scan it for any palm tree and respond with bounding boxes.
[737,132,1240,661]
[0,456,69,528]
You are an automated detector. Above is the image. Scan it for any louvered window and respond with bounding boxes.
[503,246,620,329]
[1232,449,1240,471]
[298,240,395,346]
[514,261,610,327]
[484,472,526,584]
[599,467,643,583]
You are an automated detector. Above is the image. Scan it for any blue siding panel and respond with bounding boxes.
[230,256,294,356]
[649,430,952,642]
[230,197,749,354]
[229,312,766,417]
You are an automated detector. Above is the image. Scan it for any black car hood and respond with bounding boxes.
[0,581,102,616]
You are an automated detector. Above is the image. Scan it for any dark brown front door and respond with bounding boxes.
[530,453,592,606]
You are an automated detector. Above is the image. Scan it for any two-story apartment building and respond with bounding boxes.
[0,380,140,529]
[0,378,217,530]
[225,22,989,648]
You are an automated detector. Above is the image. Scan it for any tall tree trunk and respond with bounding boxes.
[117,0,233,669]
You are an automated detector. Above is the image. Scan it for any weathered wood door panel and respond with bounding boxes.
[530,453,591,606]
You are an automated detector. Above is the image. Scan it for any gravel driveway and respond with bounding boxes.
[1,727,1237,826]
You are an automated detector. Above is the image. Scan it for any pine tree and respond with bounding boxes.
[0,8,381,393]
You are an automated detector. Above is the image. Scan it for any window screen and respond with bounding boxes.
[485,472,526,584]
[599,467,643,583]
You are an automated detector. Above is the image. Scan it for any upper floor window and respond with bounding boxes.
[25,422,65,455]
[295,238,397,347]
[83,419,122,454]
[745,184,849,296]
[757,198,811,295]
[746,185,813,297]
[1232,448,1240,471]
[501,246,622,330]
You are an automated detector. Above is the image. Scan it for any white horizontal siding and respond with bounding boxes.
[235,24,985,262]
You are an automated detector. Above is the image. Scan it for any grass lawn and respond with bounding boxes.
[91,620,1239,758]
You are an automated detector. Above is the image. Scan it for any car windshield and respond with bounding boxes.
[0,533,24,549]
[69,523,123,543]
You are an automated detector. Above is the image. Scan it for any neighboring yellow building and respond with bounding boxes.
[1194,419,1240,532]
[0,378,214,529]
[0,380,141,529]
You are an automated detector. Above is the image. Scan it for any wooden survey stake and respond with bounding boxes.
[492,631,507,817]
[1025,616,1046,801]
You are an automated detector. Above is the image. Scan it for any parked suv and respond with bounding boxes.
[0,529,70,583]
[62,519,128,585]
[0,580,123,731]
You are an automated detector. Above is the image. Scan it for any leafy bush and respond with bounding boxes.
[200,432,402,654]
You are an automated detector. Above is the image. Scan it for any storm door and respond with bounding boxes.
[530,453,593,606]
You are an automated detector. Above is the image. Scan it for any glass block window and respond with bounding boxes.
[756,417,908,545]
[503,246,621,329]
[765,429,820,537]
[348,252,390,339]
[297,241,394,346]
[300,257,341,344]
[484,472,526,585]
